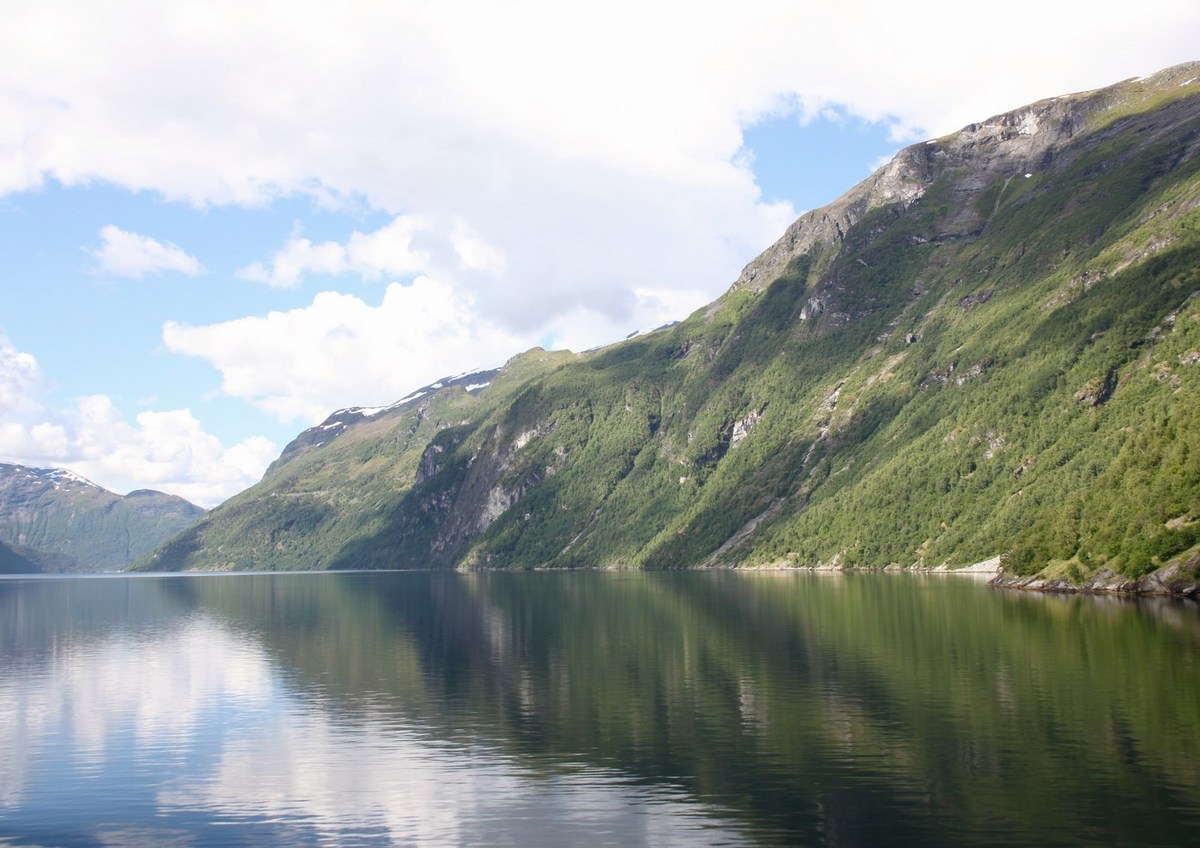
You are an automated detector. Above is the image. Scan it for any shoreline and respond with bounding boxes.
[9,559,1199,598]
[988,566,1200,598]
[688,555,1200,599]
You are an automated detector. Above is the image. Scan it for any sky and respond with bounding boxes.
[1,1,1196,507]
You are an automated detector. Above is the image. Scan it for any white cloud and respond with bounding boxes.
[66,397,278,506]
[236,215,458,287]
[163,277,532,424]
[164,261,719,423]
[0,334,275,507]
[91,225,204,278]
[449,217,506,274]
[0,336,44,418]
[4,2,1195,197]
[6,1,1193,333]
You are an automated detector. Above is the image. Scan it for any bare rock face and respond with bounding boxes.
[992,562,1200,597]
[1073,368,1119,407]
[414,419,559,562]
[731,144,934,294]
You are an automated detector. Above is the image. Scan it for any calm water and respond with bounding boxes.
[1,571,1198,847]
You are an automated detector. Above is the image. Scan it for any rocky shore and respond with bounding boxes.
[730,553,1200,598]
[990,561,1200,598]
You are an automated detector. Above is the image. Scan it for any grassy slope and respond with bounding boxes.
[141,70,1200,585]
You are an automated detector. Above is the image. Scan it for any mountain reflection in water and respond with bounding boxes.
[1,570,1198,846]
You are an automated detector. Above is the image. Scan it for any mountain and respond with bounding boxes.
[0,463,206,572]
[139,63,1200,592]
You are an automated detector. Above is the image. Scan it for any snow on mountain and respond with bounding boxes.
[265,366,502,477]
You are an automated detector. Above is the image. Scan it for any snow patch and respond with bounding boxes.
[311,366,499,431]
[622,321,681,341]
[392,390,427,407]
[45,468,97,487]
[358,390,426,417]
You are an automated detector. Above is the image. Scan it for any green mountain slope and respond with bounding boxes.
[139,63,1200,589]
[0,464,206,572]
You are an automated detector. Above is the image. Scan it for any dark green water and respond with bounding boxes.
[0,571,1197,846]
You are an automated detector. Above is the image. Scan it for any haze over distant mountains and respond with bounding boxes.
[113,64,1200,593]
[0,463,204,572]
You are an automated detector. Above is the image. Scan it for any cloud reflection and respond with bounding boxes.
[0,615,272,805]
[1,604,743,845]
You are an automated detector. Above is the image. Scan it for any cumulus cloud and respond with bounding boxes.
[91,225,204,278]
[449,217,506,274]
[163,277,532,424]
[5,1,1193,324]
[236,215,503,287]
[166,266,717,424]
[62,397,277,506]
[4,2,1195,197]
[0,334,274,506]
[0,337,44,418]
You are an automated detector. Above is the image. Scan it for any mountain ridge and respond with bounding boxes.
[265,366,504,479]
[137,63,1200,593]
[737,63,1200,292]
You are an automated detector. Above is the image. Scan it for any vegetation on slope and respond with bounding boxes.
[139,64,1200,588]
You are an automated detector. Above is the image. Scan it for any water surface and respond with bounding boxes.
[1,571,1198,846]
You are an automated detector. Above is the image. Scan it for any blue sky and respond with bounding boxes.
[1,1,1196,506]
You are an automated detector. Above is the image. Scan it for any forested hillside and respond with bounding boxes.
[140,63,1200,592]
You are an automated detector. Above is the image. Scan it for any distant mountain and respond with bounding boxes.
[139,63,1200,593]
[0,464,205,572]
